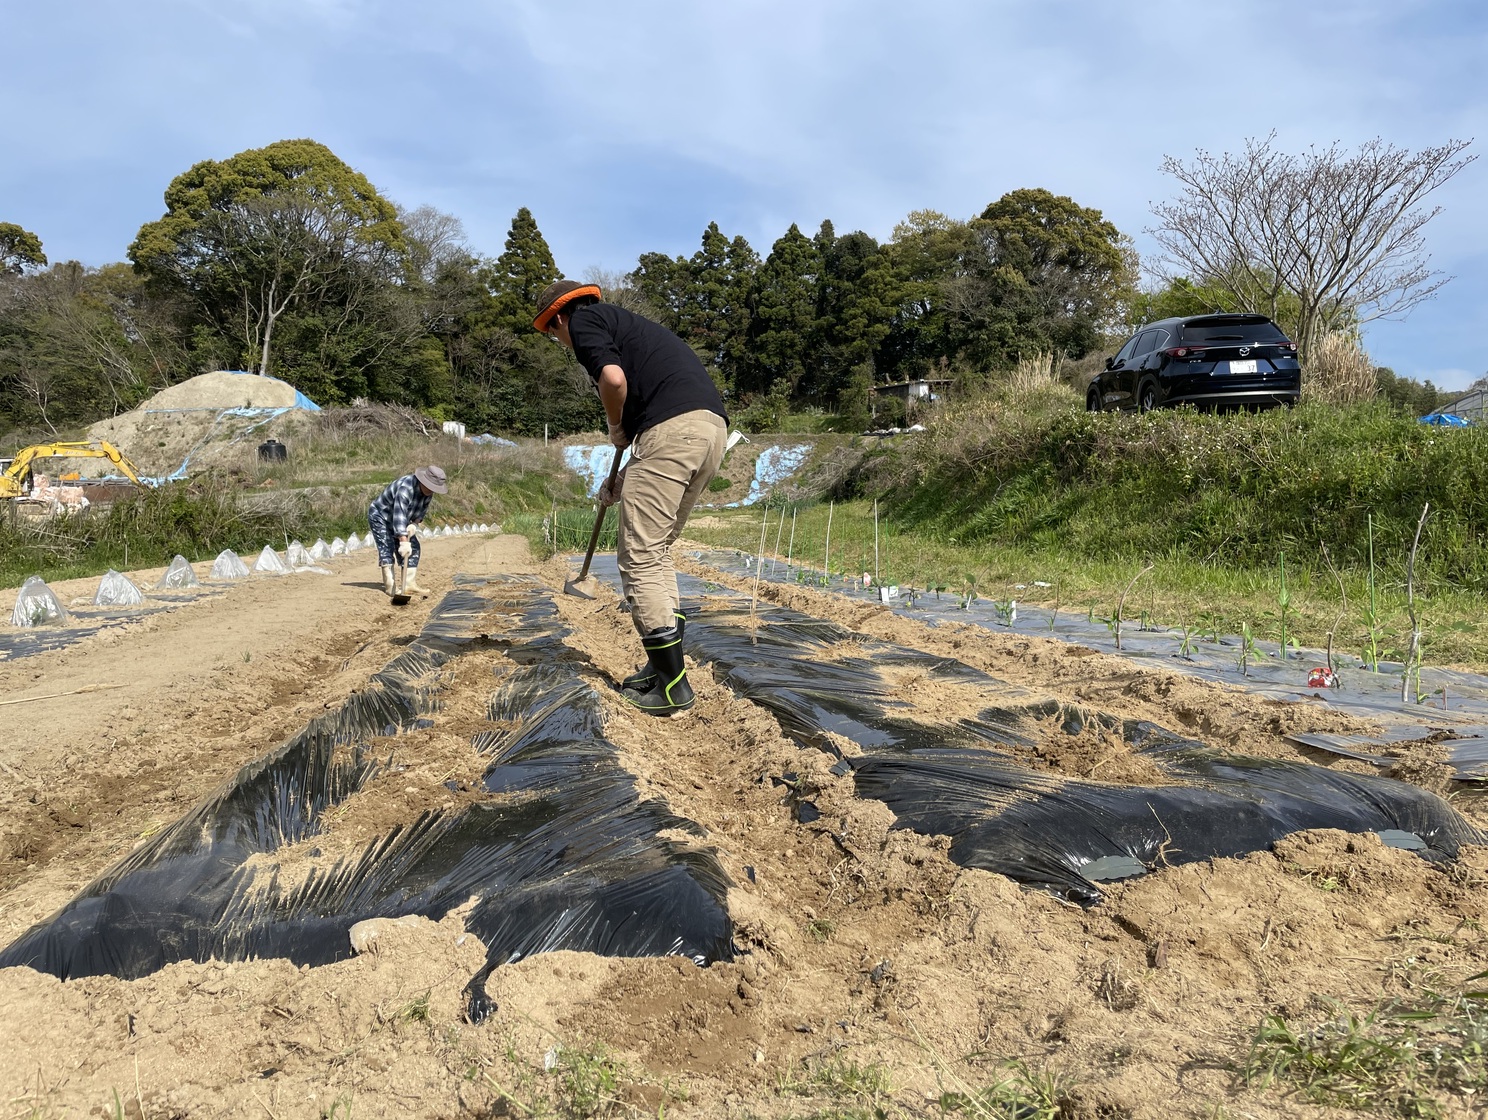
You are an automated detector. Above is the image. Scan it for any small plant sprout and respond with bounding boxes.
[1113,564,1153,651]
[1240,621,1257,675]
[1176,622,1197,661]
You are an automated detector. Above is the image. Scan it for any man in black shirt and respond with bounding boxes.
[535,280,729,716]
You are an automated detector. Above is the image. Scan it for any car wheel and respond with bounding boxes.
[1086,387,1102,413]
[1137,380,1159,413]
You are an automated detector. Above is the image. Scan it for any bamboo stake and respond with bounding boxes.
[873,499,880,587]
[1402,502,1430,703]
[823,501,834,584]
[785,509,797,577]
[0,683,127,707]
[751,506,769,644]
[770,503,786,576]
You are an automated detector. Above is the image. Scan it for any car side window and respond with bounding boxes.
[1113,335,1140,364]
[1133,330,1160,356]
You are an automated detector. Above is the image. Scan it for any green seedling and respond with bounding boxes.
[1176,624,1197,661]
[1239,621,1259,675]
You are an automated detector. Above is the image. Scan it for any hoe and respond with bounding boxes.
[564,450,622,600]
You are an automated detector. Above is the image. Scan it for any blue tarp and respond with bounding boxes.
[1420,413,1470,427]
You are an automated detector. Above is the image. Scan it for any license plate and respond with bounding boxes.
[1228,359,1257,374]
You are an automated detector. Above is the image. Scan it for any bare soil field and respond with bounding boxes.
[1,535,1485,1119]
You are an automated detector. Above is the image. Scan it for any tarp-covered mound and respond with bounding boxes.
[135,371,316,412]
[0,576,732,1016]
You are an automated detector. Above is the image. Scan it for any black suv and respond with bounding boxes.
[1086,313,1300,413]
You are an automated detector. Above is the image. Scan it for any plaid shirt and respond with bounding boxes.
[368,474,431,537]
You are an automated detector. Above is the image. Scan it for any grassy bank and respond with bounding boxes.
[869,390,1488,586]
[0,428,584,586]
[682,391,1488,668]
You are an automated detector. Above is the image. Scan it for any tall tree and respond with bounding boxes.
[129,139,409,384]
[1149,133,1475,363]
[960,187,1133,366]
[484,207,560,332]
[629,250,689,332]
[681,222,757,382]
[808,225,898,404]
[880,210,973,380]
[0,223,46,275]
[742,224,820,398]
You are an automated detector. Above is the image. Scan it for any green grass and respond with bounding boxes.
[686,497,1488,669]
[779,1054,897,1119]
[1243,976,1488,1118]
[937,1059,1068,1119]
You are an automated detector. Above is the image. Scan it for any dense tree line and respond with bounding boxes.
[0,137,1461,441]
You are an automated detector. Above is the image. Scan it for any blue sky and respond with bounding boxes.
[3,0,1485,389]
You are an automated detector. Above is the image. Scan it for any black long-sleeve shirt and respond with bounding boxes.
[568,304,727,440]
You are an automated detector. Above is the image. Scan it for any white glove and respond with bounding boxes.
[598,468,625,507]
[607,419,631,449]
[397,539,412,560]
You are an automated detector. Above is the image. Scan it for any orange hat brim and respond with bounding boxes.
[532,284,602,333]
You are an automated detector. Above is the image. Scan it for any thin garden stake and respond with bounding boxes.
[1402,502,1430,703]
[770,504,785,577]
[873,499,880,586]
[785,508,797,577]
[751,506,769,643]
[824,501,834,585]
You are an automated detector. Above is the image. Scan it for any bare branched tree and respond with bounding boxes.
[397,204,470,283]
[1149,134,1474,364]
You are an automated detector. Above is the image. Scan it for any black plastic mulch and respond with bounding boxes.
[656,563,1483,906]
[0,575,733,1016]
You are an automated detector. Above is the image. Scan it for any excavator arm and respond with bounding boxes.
[0,441,148,498]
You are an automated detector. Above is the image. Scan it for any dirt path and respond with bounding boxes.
[1,538,1485,1119]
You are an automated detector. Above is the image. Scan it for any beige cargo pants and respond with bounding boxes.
[616,409,728,634]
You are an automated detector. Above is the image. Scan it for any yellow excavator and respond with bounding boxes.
[0,440,149,499]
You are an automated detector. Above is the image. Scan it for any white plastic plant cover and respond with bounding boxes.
[210,549,250,580]
[330,537,347,556]
[11,575,68,627]
[308,538,330,560]
[480,523,489,532]
[254,546,289,574]
[346,532,361,551]
[158,555,199,589]
[94,569,144,607]
[286,540,312,568]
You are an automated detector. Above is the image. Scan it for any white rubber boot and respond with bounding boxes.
[381,564,395,596]
[402,569,427,595]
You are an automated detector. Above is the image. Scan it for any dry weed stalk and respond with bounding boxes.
[1005,349,1061,393]
[1305,332,1377,405]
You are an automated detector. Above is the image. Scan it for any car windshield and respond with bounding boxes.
[1179,317,1287,344]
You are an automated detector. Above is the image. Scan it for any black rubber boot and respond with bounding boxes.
[622,624,694,716]
[620,610,685,692]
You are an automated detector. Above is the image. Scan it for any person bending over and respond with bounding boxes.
[367,464,447,597]
[534,280,728,716]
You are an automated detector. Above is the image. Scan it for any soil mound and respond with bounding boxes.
[137,370,306,411]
